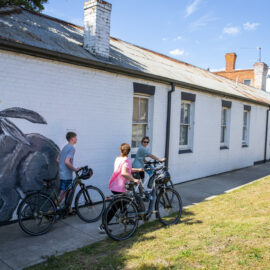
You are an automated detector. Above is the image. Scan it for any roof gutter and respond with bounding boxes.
[0,38,269,107]
[165,83,175,168]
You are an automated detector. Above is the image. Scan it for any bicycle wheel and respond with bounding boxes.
[18,192,56,236]
[75,185,105,223]
[165,179,175,202]
[156,188,182,226]
[103,197,138,241]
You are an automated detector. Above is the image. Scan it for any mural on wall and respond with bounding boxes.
[0,107,59,222]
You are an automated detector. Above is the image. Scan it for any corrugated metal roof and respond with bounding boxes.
[1,7,270,105]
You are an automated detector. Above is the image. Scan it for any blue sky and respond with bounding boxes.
[43,0,270,71]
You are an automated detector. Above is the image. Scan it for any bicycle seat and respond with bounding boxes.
[43,178,57,183]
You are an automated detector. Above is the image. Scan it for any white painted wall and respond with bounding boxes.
[169,87,270,183]
[266,68,270,92]
[0,50,168,197]
[1,49,269,195]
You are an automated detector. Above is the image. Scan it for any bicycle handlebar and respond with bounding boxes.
[144,160,165,166]
[76,166,88,175]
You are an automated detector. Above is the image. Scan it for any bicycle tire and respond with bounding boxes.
[155,187,182,226]
[75,185,105,223]
[103,196,139,241]
[17,192,56,236]
[165,179,175,203]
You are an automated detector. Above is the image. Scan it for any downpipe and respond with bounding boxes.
[165,83,175,168]
[264,108,270,162]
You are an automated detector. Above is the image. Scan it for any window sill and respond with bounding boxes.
[242,144,249,148]
[220,146,229,150]
[179,149,193,154]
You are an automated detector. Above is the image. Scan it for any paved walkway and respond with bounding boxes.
[1,163,270,270]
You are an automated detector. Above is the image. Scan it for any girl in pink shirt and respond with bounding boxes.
[99,143,142,233]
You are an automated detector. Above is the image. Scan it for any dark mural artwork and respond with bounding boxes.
[0,107,59,222]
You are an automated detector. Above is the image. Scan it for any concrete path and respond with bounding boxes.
[1,163,270,270]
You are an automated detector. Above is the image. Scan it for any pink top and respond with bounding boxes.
[109,156,132,193]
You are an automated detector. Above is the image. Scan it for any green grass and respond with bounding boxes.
[28,177,270,270]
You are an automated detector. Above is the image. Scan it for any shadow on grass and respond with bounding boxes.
[86,209,203,269]
[29,209,203,270]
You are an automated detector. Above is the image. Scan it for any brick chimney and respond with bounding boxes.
[84,0,112,59]
[253,62,268,91]
[225,53,237,72]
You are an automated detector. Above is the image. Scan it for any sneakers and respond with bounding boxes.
[98,224,112,234]
[98,224,106,234]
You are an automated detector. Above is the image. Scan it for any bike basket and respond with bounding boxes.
[155,171,170,185]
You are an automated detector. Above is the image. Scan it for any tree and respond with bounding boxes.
[0,0,48,12]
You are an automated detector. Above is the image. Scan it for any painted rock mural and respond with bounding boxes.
[0,107,59,222]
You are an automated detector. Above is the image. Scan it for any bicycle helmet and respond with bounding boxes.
[79,166,93,180]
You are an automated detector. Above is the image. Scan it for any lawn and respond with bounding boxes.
[28,177,270,270]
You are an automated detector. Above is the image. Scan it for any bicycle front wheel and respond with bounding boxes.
[156,188,182,226]
[18,192,56,236]
[75,185,105,223]
[103,197,138,241]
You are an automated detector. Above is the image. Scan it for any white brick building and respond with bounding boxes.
[1,1,270,222]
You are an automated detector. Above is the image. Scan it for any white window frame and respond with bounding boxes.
[242,110,250,146]
[131,94,153,155]
[179,100,194,151]
[220,107,231,149]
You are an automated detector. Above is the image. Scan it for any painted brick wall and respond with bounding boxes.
[0,50,168,197]
[1,49,270,209]
[168,87,270,183]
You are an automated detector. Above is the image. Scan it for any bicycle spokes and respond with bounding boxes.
[104,198,138,241]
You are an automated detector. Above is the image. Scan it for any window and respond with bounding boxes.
[179,101,194,152]
[220,101,231,149]
[242,107,251,147]
[132,96,149,148]
[220,108,228,145]
[243,79,251,86]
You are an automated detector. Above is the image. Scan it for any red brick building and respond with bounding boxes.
[214,53,268,91]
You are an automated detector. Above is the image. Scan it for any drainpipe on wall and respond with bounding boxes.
[264,107,270,162]
[165,83,175,168]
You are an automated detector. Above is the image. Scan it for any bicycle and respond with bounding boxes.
[17,166,105,236]
[102,161,182,241]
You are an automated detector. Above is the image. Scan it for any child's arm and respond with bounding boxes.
[65,158,78,172]
[132,168,144,173]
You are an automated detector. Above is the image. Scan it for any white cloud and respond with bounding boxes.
[223,26,240,35]
[189,14,216,31]
[169,49,185,56]
[243,22,259,31]
[177,36,182,40]
[185,0,201,17]
[162,37,168,41]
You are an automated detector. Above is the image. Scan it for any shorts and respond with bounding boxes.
[60,179,72,191]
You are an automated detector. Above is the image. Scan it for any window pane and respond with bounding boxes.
[132,124,147,148]
[184,104,190,124]
[133,98,139,122]
[220,126,226,143]
[243,111,247,126]
[137,124,147,145]
[242,127,246,141]
[132,124,138,148]
[180,125,189,145]
[139,98,148,122]
[180,103,185,123]
[221,109,227,126]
